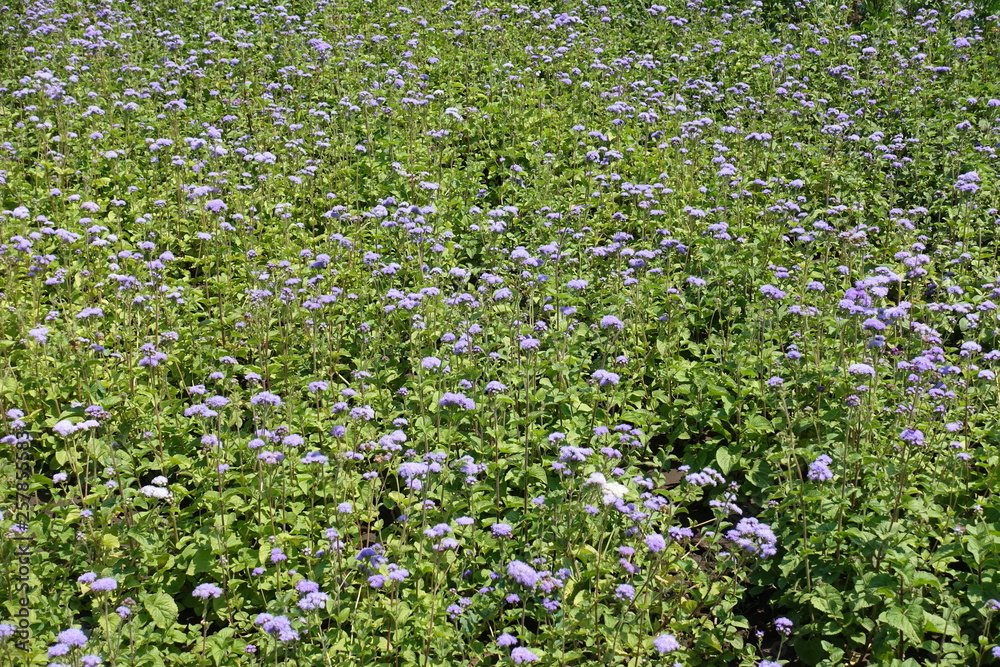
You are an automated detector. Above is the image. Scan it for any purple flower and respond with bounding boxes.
[435,537,459,551]
[49,643,70,657]
[725,518,778,558]
[653,634,680,653]
[53,420,77,437]
[567,279,588,290]
[192,583,223,599]
[295,580,320,594]
[615,584,636,600]
[807,455,833,482]
[439,392,475,410]
[257,450,285,464]
[507,560,539,588]
[775,617,793,636]
[559,446,593,462]
[685,467,725,487]
[77,307,104,319]
[255,614,298,642]
[485,381,507,394]
[491,523,513,538]
[204,199,227,213]
[955,172,980,193]
[398,461,429,482]
[760,285,786,300]
[847,363,875,377]
[251,391,282,406]
[90,577,118,592]
[592,369,620,386]
[645,533,667,553]
[519,337,541,350]
[668,526,694,541]
[297,591,329,610]
[424,523,452,538]
[497,633,518,647]
[511,647,540,664]
[57,628,88,647]
[600,315,624,330]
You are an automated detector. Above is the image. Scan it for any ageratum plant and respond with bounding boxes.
[1,0,1000,665]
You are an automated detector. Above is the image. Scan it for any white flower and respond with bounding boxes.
[140,485,171,499]
[601,482,629,505]
[585,472,630,504]
[151,476,168,486]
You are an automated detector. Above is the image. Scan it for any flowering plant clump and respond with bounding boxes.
[1,0,1000,665]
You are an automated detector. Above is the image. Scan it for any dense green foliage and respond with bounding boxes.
[1,0,1000,665]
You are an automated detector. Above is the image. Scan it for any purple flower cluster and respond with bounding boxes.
[725,518,778,558]
[807,455,834,482]
[507,560,540,588]
[254,614,299,642]
[439,392,476,410]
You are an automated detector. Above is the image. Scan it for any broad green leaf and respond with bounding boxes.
[880,604,923,645]
[142,592,179,629]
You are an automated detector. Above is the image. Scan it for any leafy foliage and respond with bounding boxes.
[0,0,999,665]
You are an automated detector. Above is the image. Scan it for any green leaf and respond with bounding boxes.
[748,460,774,489]
[880,604,923,645]
[745,414,772,433]
[187,549,216,575]
[923,611,960,638]
[821,640,845,664]
[965,535,985,565]
[810,583,844,618]
[207,628,236,665]
[715,447,736,475]
[912,571,941,590]
[142,592,179,629]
